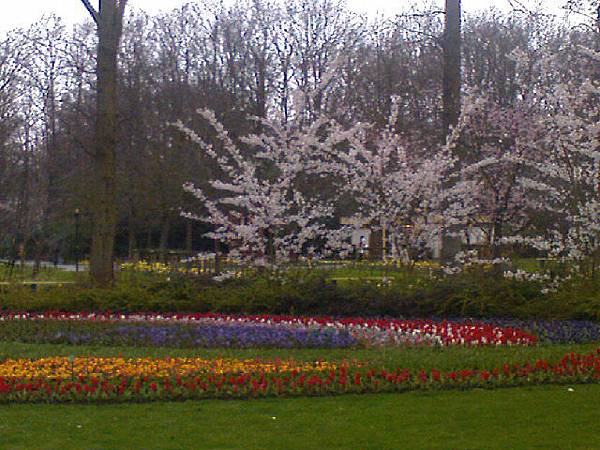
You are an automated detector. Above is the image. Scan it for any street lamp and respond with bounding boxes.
[74,209,81,273]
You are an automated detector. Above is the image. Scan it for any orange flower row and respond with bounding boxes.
[0,357,342,380]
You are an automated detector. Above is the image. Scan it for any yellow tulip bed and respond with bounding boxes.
[0,356,339,379]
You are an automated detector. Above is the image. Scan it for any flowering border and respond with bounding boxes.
[0,312,538,346]
[0,350,598,403]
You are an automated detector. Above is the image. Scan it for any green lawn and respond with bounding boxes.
[0,384,598,449]
[0,264,79,283]
[0,257,560,284]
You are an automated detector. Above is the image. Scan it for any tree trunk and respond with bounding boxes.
[146,227,153,251]
[443,0,462,137]
[86,1,127,287]
[159,214,171,262]
[256,56,267,120]
[491,220,503,259]
[214,239,221,276]
[185,221,193,254]
[127,205,136,260]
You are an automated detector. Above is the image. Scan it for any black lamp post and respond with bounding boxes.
[74,209,81,273]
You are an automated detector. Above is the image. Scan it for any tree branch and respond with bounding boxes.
[118,0,129,17]
[396,10,446,18]
[80,0,99,24]
[505,0,558,19]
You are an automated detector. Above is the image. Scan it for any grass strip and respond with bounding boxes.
[0,385,599,449]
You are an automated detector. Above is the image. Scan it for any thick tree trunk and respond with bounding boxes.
[158,214,171,262]
[90,29,118,286]
[87,1,127,287]
[443,0,462,137]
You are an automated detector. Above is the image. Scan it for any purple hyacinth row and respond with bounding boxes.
[0,320,359,349]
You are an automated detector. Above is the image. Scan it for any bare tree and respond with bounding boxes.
[79,0,128,286]
[0,31,32,260]
[443,0,462,136]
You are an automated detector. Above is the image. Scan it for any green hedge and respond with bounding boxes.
[0,270,598,320]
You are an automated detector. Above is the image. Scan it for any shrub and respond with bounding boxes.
[0,269,598,321]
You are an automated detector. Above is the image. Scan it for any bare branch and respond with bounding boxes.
[395,10,446,19]
[505,0,558,19]
[80,0,99,24]
[118,0,129,17]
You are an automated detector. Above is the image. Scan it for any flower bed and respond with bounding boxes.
[0,350,599,403]
[0,357,339,379]
[0,312,538,347]
[480,319,600,344]
[0,320,358,349]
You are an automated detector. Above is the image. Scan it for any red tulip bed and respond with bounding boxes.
[0,311,538,347]
[0,349,599,403]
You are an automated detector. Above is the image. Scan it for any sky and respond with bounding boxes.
[0,0,566,33]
